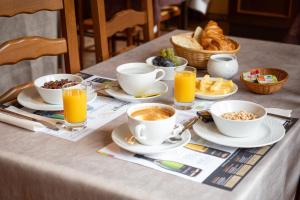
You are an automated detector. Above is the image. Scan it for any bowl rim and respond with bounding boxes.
[210,100,267,123]
[34,73,83,91]
[145,56,188,67]
[240,67,288,86]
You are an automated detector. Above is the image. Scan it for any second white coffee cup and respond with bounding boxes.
[116,63,165,96]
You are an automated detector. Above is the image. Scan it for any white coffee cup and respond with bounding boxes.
[207,54,238,79]
[116,63,165,96]
[127,103,178,146]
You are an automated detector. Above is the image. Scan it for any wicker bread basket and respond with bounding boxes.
[240,68,288,95]
[170,32,240,69]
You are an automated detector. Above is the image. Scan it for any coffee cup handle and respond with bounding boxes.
[135,124,146,140]
[154,69,165,82]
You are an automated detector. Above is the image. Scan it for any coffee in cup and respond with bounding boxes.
[130,106,173,121]
[116,63,165,96]
[127,103,177,146]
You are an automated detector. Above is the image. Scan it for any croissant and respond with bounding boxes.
[200,20,235,51]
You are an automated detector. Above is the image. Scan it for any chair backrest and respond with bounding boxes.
[0,0,80,74]
[90,0,154,61]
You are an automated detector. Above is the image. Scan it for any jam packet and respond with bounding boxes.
[257,75,278,84]
[243,69,260,82]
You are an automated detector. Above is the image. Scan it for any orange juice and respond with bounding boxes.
[63,89,87,123]
[174,71,196,102]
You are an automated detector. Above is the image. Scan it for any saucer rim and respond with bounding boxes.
[105,81,168,102]
[17,87,97,111]
[192,117,285,148]
[112,123,191,155]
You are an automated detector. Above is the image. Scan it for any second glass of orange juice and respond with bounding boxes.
[62,82,87,128]
[174,66,196,110]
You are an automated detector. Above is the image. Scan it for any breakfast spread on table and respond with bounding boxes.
[0,23,297,193]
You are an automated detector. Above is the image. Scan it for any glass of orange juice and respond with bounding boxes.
[62,82,87,128]
[174,66,196,110]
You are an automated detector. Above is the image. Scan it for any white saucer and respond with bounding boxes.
[193,117,285,148]
[17,87,97,111]
[105,81,168,103]
[195,77,238,100]
[112,123,191,155]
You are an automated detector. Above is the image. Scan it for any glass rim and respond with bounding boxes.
[62,81,86,90]
[175,66,196,72]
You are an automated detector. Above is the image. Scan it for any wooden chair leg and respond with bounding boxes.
[180,1,188,29]
[78,0,85,68]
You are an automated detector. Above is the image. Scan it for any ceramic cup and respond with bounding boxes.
[127,103,179,146]
[116,63,165,96]
[207,54,238,79]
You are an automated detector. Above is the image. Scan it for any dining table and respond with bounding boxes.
[0,30,300,200]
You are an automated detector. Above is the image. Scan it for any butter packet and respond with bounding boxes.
[257,75,278,84]
[243,69,260,82]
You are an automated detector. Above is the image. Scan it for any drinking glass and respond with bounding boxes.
[62,82,87,128]
[174,66,196,110]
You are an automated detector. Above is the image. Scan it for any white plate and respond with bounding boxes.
[105,81,168,103]
[193,117,285,148]
[195,77,238,100]
[112,123,191,155]
[17,87,97,111]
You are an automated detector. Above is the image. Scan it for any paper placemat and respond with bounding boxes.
[13,73,132,141]
[98,110,298,190]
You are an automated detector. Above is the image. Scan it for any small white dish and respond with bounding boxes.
[105,81,168,103]
[195,77,238,100]
[17,87,97,111]
[34,74,83,105]
[112,123,191,154]
[146,56,188,80]
[193,117,285,148]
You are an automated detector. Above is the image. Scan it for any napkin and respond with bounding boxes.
[266,108,292,117]
[0,107,46,132]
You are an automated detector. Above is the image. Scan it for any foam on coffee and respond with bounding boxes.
[131,106,173,121]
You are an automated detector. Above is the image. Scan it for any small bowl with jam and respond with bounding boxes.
[34,74,83,105]
[240,68,288,94]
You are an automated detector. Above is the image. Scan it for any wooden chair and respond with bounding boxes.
[156,1,188,37]
[90,0,154,62]
[77,0,147,67]
[0,0,80,103]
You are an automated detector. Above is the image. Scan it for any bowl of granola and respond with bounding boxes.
[34,74,83,105]
[210,100,266,138]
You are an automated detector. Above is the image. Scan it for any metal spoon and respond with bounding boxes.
[165,111,214,144]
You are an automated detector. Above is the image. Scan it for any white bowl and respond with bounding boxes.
[210,100,267,138]
[146,56,188,80]
[34,74,83,105]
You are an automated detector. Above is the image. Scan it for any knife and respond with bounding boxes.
[0,108,59,131]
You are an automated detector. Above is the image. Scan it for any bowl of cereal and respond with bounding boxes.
[34,74,83,105]
[210,100,266,138]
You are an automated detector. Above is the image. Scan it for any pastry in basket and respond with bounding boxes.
[200,21,235,51]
